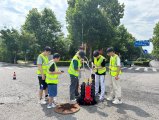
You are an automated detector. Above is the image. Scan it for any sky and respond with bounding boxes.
[0,0,158,53]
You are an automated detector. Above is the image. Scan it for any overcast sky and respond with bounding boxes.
[0,0,157,52]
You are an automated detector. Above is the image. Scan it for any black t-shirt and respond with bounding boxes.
[49,63,55,72]
[93,58,106,75]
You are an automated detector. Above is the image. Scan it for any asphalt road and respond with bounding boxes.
[0,64,159,120]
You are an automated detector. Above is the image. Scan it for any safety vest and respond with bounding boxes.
[109,54,122,77]
[94,55,106,74]
[46,60,59,84]
[68,55,82,77]
[36,54,49,75]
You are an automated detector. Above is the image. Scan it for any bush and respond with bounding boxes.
[134,61,150,67]
[133,57,151,67]
[56,61,71,66]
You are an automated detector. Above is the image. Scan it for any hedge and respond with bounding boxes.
[56,61,71,66]
[134,61,150,67]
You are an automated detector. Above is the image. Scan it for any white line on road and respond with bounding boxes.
[121,67,127,70]
[152,68,157,72]
[135,67,141,71]
[144,67,148,72]
[4,67,13,69]
[128,67,133,70]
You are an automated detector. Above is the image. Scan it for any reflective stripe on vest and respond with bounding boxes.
[45,61,59,84]
[94,55,106,74]
[68,55,82,77]
[109,54,122,77]
[36,54,49,75]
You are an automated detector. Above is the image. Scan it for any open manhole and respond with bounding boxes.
[54,103,80,115]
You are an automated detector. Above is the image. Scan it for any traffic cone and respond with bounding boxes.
[13,72,16,80]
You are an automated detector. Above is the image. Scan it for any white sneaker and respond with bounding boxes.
[106,96,114,101]
[47,103,56,109]
[112,99,122,104]
[70,99,77,104]
[52,103,56,108]
[39,99,47,105]
[99,97,105,102]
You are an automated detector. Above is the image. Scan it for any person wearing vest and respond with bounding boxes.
[68,51,85,104]
[45,53,63,109]
[37,46,51,105]
[106,47,122,104]
[93,50,106,101]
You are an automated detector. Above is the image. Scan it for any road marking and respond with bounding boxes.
[135,67,141,71]
[121,67,127,70]
[152,68,157,72]
[17,68,23,69]
[4,67,13,69]
[128,67,133,70]
[144,67,148,72]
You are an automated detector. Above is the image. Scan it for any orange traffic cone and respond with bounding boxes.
[13,72,16,80]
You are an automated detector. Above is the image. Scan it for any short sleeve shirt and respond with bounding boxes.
[116,56,121,67]
[49,63,55,72]
[37,55,43,65]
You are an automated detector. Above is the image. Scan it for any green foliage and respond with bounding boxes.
[67,0,124,58]
[66,0,139,60]
[113,25,141,60]
[0,29,20,63]
[23,8,64,52]
[134,61,150,67]
[134,58,150,67]
[56,61,71,66]
[0,8,70,63]
[152,22,159,58]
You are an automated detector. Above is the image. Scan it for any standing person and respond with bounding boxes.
[46,53,63,109]
[93,50,106,101]
[106,47,122,104]
[68,51,85,104]
[37,46,51,104]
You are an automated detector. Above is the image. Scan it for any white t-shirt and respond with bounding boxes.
[116,56,121,67]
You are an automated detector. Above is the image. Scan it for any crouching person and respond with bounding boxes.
[46,53,64,109]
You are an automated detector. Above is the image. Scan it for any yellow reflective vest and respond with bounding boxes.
[94,55,106,74]
[109,54,122,77]
[36,54,49,75]
[46,60,59,84]
[68,55,82,77]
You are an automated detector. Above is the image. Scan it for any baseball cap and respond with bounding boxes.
[106,47,114,53]
[93,50,100,57]
[78,50,85,59]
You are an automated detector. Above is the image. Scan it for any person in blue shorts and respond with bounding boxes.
[45,53,64,109]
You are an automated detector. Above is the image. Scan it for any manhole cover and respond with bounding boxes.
[54,103,80,115]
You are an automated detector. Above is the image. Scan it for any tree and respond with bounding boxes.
[23,8,64,53]
[66,0,124,60]
[152,22,159,59]
[19,31,38,61]
[0,29,20,63]
[113,25,141,60]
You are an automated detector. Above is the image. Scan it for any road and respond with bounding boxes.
[0,64,159,120]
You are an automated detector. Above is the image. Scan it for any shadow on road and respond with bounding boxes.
[107,102,150,118]
[40,104,78,120]
[81,102,108,118]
